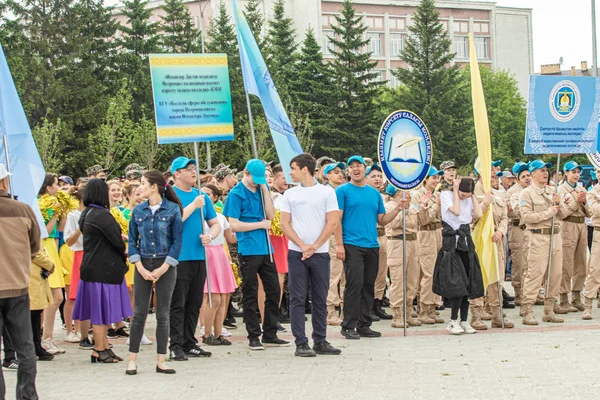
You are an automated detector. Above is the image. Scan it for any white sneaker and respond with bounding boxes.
[460,321,477,334]
[141,334,153,345]
[65,332,80,343]
[42,339,65,354]
[446,320,464,335]
[221,327,232,337]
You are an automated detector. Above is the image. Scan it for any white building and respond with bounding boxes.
[114,0,534,94]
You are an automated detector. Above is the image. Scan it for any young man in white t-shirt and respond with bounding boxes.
[280,154,341,357]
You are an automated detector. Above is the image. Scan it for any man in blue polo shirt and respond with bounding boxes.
[223,159,290,350]
[169,157,221,361]
[335,155,405,339]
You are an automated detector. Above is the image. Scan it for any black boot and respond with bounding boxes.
[228,300,243,318]
[373,299,392,320]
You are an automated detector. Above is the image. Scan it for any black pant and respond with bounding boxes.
[240,255,280,340]
[450,250,471,321]
[288,251,330,346]
[169,260,205,351]
[588,225,594,253]
[30,310,43,356]
[131,258,177,354]
[342,245,379,330]
[0,295,38,400]
[2,327,15,362]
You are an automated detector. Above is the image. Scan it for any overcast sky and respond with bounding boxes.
[494,0,597,72]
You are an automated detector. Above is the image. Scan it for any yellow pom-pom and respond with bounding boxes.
[110,207,130,236]
[270,210,283,237]
[231,262,242,286]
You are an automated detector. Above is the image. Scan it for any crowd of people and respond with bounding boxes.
[2,151,600,396]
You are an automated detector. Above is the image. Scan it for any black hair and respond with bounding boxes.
[272,164,284,176]
[38,173,58,196]
[290,154,317,177]
[143,170,183,215]
[83,179,110,208]
[202,183,222,204]
[459,178,476,194]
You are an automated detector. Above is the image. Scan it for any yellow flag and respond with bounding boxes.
[468,34,499,288]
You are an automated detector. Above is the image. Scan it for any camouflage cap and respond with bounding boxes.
[440,161,457,170]
[235,171,244,181]
[213,163,229,172]
[86,164,107,176]
[215,166,237,181]
[363,157,374,167]
[316,156,335,169]
[124,163,146,180]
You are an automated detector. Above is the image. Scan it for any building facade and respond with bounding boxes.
[114,0,533,94]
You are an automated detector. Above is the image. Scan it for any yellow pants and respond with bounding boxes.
[522,232,562,305]
[374,236,388,300]
[418,229,442,306]
[386,238,419,309]
[560,221,588,294]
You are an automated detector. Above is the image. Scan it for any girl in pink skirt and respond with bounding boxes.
[200,184,238,346]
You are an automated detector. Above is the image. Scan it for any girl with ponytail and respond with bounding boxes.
[126,170,183,375]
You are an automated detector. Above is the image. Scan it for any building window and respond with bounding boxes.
[390,33,405,57]
[389,72,400,88]
[323,30,334,55]
[474,37,489,60]
[454,35,468,59]
[372,70,385,83]
[367,32,383,56]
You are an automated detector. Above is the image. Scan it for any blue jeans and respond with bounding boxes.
[288,251,330,346]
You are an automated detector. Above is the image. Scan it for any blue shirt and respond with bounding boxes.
[128,197,183,266]
[223,182,272,256]
[173,186,217,261]
[336,183,385,248]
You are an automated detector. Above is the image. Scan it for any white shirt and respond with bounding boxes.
[149,204,160,215]
[204,213,229,246]
[65,210,83,251]
[279,183,339,254]
[441,191,473,230]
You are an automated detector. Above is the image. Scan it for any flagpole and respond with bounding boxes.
[546,154,561,299]
[402,191,407,337]
[195,142,212,307]
[2,135,15,200]
[245,91,259,159]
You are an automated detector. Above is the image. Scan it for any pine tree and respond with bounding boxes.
[243,0,267,52]
[160,0,200,53]
[393,0,473,165]
[326,0,384,158]
[267,0,296,95]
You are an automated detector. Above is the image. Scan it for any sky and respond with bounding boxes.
[494,0,598,72]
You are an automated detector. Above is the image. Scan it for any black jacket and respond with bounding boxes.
[79,206,128,284]
[433,222,484,299]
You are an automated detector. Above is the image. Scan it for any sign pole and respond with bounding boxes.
[198,0,212,169]
[2,135,15,200]
[545,154,561,300]
[402,191,407,337]
[195,142,212,307]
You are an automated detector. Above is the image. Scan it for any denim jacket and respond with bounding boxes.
[128,197,183,267]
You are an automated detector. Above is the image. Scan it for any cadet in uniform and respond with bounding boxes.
[383,185,415,327]
[438,161,457,192]
[519,160,569,325]
[583,174,600,319]
[413,166,445,324]
[557,161,591,313]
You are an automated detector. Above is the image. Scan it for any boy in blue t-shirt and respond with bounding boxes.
[168,157,221,361]
[223,159,289,350]
[335,156,403,340]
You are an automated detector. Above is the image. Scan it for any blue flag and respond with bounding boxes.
[232,0,303,181]
[0,43,48,238]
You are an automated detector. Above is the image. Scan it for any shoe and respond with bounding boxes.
[313,341,341,355]
[279,312,291,324]
[249,338,264,350]
[356,327,382,338]
[381,296,390,307]
[460,321,477,334]
[203,334,220,346]
[221,327,232,337]
[223,316,237,329]
[107,328,118,338]
[583,297,593,320]
[141,334,153,345]
[2,359,18,371]
[185,345,212,357]
[169,346,188,361]
[42,339,65,355]
[65,331,80,343]
[106,348,123,361]
[36,349,55,361]
[214,336,231,345]
[125,361,137,375]
[262,337,291,347]
[340,327,360,340]
[502,289,515,302]
[114,327,129,338]
[79,338,94,350]
[370,311,381,322]
[295,343,316,357]
[229,303,244,317]
[156,364,176,374]
[446,320,464,335]
[276,322,287,333]
[90,349,118,364]
[373,299,393,320]
[436,305,446,311]
[502,301,516,309]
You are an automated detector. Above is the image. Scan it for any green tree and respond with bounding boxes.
[267,0,296,96]
[244,0,267,52]
[325,0,384,158]
[160,0,200,53]
[32,118,70,173]
[393,0,473,166]
[133,116,163,170]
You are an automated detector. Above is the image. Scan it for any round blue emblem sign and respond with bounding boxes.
[378,110,433,191]
[549,80,580,122]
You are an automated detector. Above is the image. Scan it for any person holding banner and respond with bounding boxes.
[336,156,405,340]
[583,178,600,319]
[506,162,532,307]
[414,166,445,324]
[519,160,570,325]
[557,161,591,313]
[223,159,290,350]
[383,184,417,328]
[169,157,220,361]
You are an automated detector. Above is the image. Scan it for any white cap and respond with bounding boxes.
[0,163,12,180]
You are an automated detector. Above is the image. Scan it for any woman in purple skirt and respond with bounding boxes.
[73,179,132,364]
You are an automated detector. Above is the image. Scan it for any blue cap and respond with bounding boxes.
[528,159,552,173]
[347,155,366,166]
[58,175,74,186]
[245,159,267,185]
[592,170,598,181]
[170,157,196,174]
[385,184,398,197]
[563,161,580,173]
[324,162,346,176]
[512,162,529,178]
[427,166,444,177]
[366,164,382,175]
[492,160,503,168]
